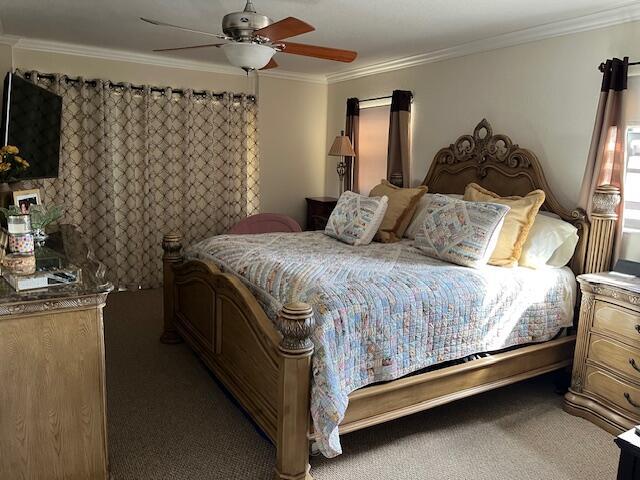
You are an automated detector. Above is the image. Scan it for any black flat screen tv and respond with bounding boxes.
[1,72,62,181]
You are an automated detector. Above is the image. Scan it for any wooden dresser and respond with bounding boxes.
[0,225,113,480]
[564,272,640,433]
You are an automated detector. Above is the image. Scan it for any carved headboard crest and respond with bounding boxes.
[434,118,533,172]
[423,119,583,221]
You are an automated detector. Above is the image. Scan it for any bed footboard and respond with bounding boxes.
[161,233,314,480]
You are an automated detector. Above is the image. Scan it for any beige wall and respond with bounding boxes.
[0,43,12,108]
[257,75,327,222]
[326,21,640,210]
[11,48,327,225]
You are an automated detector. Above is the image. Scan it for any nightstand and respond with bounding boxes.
[564,272,640,434]
[305,197,338,231]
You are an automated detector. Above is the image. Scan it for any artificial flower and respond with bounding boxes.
[0,145,19,155]
[14,156,29,167]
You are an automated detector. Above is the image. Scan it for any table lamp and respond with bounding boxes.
[328,130,356,195]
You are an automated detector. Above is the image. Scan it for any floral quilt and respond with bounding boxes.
[186,232,576,457]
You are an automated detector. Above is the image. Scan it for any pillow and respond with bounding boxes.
[463,183,545,267]
[324,191,388,246]
[519,213,579,269]
[413,194,510,268]
[405,193,463,240]
[369,180,428,242]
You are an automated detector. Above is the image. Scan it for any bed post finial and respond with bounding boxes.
[277,302,315,354]
[584,184,621,274]
[275,302,315,480]
[160,232,184,344]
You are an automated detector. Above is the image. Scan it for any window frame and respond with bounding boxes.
[625,125,640,231]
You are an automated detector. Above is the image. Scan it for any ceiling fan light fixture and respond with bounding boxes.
[221,43,275,70]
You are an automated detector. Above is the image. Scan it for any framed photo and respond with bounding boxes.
[13,189,41,214]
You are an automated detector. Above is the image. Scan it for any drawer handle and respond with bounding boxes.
[630,358,640,373]
[625,392,640,409]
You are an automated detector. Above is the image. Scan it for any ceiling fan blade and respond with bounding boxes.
[254,17,314,41]
[279,41,357,63]
[260,58,278,70]
[153,43,225,53]
[140,17,227,40]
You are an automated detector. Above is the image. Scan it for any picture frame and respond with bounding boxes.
[13,188,41,214]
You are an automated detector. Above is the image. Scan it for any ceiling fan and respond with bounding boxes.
[141,0,358,72]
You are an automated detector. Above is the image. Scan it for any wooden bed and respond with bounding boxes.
[160,119,619,480]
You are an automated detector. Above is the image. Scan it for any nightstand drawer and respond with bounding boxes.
[589,334,640,381]
[585,366,640,417]
[592,301,640,347]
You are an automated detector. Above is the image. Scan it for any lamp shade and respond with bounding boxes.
[221,43,275,70]
[328,134,356,157]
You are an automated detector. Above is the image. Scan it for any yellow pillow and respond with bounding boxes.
[369,180,428,243]
[463,183,545,266]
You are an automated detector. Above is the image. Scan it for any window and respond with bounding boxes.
[357,101,390,195]
[625,127,640,230]
[621,72,640,263]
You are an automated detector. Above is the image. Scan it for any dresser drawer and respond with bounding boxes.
[585,366,640,418]
[589,334,640,381]
[592,301,640,347]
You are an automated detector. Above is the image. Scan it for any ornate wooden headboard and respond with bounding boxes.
[422,119,592,275]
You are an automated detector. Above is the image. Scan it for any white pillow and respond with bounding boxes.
[324,191,388,245]
[519,212,579,269]
[405,193,463,239]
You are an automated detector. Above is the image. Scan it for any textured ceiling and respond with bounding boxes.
[0,0,636,75]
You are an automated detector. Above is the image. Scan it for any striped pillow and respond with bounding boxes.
[414,194,509,268]
[325,191,388,246]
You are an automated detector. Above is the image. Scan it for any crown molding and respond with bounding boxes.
[259,68,326,84]
[1,36,327,85]
[326,2,640,84]
[0,34,18,46]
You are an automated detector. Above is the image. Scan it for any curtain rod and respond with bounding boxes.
[21,71,256,101]
[597,60,640,72]
[360,95,392,102]
[359,94,414,103]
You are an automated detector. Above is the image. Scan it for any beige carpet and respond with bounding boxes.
[104,289,619,480]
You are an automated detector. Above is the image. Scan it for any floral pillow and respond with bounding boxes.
[414,194,509,268]
[325,191,388,245]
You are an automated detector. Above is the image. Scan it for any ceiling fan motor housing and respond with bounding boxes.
[222,11,272,41]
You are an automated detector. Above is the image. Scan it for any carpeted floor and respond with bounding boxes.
[104,289,619,480]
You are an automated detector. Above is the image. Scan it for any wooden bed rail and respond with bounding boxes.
[160,232,315,480]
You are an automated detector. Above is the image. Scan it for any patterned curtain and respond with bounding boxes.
[15,70,259,289]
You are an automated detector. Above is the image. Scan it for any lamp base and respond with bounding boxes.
[336,159,346,196]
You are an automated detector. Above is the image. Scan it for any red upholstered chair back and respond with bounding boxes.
[228,213,302,235]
